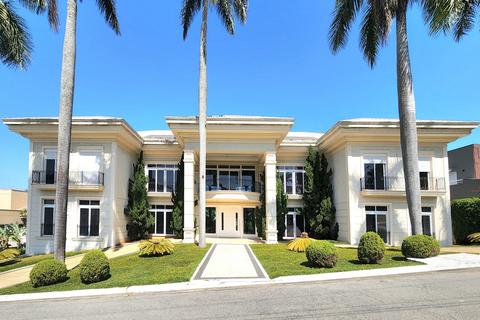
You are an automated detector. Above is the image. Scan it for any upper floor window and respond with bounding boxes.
[79,200,100,237]
[363,156,386,190]
[42,199,55,236]
[206,165,256,192]
[278,166,305,195]
[147,164,178,193]
[44,149,57,185]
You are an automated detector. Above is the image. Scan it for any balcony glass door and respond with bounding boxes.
[364,163,385,190]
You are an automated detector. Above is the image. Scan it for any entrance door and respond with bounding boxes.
[216,206,242,238]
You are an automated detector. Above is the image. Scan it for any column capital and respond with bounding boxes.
[184,150,195,164]
[264,151,277,166]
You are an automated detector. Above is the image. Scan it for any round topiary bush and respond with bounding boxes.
[30,259,68,288]
[358,232,386,264]
[79,249,110,284]
[305,240,337,268]
[401,234,440,258]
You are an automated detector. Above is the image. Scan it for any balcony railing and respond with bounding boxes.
[206,182,263,193]
[360,176,446,192]
[32,171,104,186]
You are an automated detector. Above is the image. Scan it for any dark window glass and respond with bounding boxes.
[166,211,173,234]
[148,170,156,192]
[206,170,217,191]
[79,208,89,236]
[366,214,376,233]
[286,172,293,194]
[148,211,155,234]
[365,206,376,211]
[221,212,224,230]
[375,164,385,190]
[156,211,164,234]
[219,171,229,190]
[43,207,54,236]
[377,214,387,242]
[296,214,306,236]
[420,172,429,190]
[376,206,388,212]
[422,215,432,236]
[206,208,216,233]
[166,170,175,192]
[235,212,238,231]
[156,170,164,192]
[45,159,56,184]
[286,214,294,237]
[44,199,54,205]
[242,170,255,192]
[90,200,100,206]
[230,171,239,190]
[295,172,304,194]
[364,164,375,190]
[79,200,90,206]
[422,207,432,213]
[90,208,100,236]
[243,208,256,235]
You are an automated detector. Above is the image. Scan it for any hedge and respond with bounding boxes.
[451,197,480,244]
[305,240,337,268]
[79,250,110,284]
[401,235,440,258]
[358,232,385,264]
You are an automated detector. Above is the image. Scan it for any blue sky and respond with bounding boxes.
[1,1,479,190]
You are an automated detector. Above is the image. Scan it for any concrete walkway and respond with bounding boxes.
[441,245,480,254]
[192,244,268,280]
[0,241,140,290]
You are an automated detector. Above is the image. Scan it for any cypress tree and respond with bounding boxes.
[276,173,288,240]
[256,171,266,239]
[125,152,154,240]
[171,155,184,238]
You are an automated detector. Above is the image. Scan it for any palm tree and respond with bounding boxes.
[181,0,248,247]
[35,0,119,262]
[0,0,38,68]
[329,0,440,235]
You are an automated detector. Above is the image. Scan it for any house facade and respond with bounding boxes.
[4,116,478,255]
[448,144,480,199]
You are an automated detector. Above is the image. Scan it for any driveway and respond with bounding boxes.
[2,267,480,319]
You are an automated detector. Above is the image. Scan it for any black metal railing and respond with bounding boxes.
[32,171,104,186]
[360,176,446,192]
[77,224,99,237]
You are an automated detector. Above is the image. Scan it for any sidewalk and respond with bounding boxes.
[0,241,140,290]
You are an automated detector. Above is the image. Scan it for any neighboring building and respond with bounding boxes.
[448,144,480,199]
[3,116,478,254]
[0,189,27,226]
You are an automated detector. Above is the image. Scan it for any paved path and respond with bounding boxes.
[441,245,480,254]
[2,268,480,319]
[0,241,140,290]
[192,244,268,280]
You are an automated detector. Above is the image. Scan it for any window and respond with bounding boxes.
[221,212,224,230]
[419,172,429,190]
[421,207,433,237]
[79,200,100,237]
[44,149,56,184]
[365,206,388,243]
[147,164,177,193]
[277,166,305,195]
[206,208,216,233]
[243,208,256,235]
[149,205,173,235]
[284,208,305,238]
[206,165,256,191]
[77,150,102,185]
[363,162,386,190]
[42,199,55,236]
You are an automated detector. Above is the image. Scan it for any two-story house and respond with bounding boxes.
[4,116,477,254]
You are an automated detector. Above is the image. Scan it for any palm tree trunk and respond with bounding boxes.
[396,2,422,235]
[54,0,77,261]
[198,0,208,248]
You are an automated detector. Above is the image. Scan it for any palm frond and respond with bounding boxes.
[216,0,234,35]
[181,0,201,39]
[360,3,380,67]
[47,0,58,31]
[96,0,120,34]
[18,0,47,14]
[0,0,32,68]
[452,0,477,41]
[232,0,248,23]
[329,0,363,53]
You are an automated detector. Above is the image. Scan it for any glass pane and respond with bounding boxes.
[243,208,255,235]
[375,163,385,190]
[45,159,56,184]
[295,172,304,194]
[230,171,239,190]
[420,172,429,190]
[365,206,376,212]
[295,214,304,237]
[242,170,255,192]
[235,212,238,231]
[286,214,294,237]
[422,207,432,213]
[166,170,174,192]
[366,214,376,233]
[422,215,432,236]
[286,172,293,194]
[364,164,375,190]
[206,170,217,191]
[90,200,100,206]
[43,207,54,236]
[221,212,224,230]
[165,211,173,234]
[79,208,89,236]
[90,208,100,236]
[219,171,229,190]
[156,211,164,234]
[148,211,155,234]
[148,170,156,192]
[79,200,90,206]
[377,214,387,243]
[206,208,216,233]
[156,170,164,192]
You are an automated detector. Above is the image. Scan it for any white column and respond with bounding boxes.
[264,152,278,244]
[183,150,195,243]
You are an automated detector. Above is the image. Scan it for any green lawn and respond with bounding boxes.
[0,251,87,274]
[0,244,210,295]
[251,243,423,278]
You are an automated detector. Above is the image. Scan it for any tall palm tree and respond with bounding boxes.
[181,0,248,247]
[36,0,119,262]
[329,0,440,235]
[0,0,38,68]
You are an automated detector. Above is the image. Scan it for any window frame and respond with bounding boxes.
[41,199,55,236]
[277,166,305,195]
[149,204,174,236]
[146,164,178,193]
[421,206,434,237]
[284,207,305,239]
[205,164,256,192]
[78,199,101,237]
[365,205,390,244]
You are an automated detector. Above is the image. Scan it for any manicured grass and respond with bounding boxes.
[0,251,87,274]
[251,243,423,279]
[0,244,210,295]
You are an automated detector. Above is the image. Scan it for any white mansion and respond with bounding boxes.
[4,116,478,254]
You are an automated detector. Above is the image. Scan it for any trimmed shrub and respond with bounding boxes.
[79,250,110,284]
[30,259,68,287]
[401,235,440,258]
[358,232,385,264]
[139,238,174,257]
[287,232,312,252]
[305,240,337,268]
[451,197,480,244]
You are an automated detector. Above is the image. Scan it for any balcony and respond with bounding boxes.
[32,170,104,191]
[360,176,446,197]
[206,181,262,193]
[205,182,262,206]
